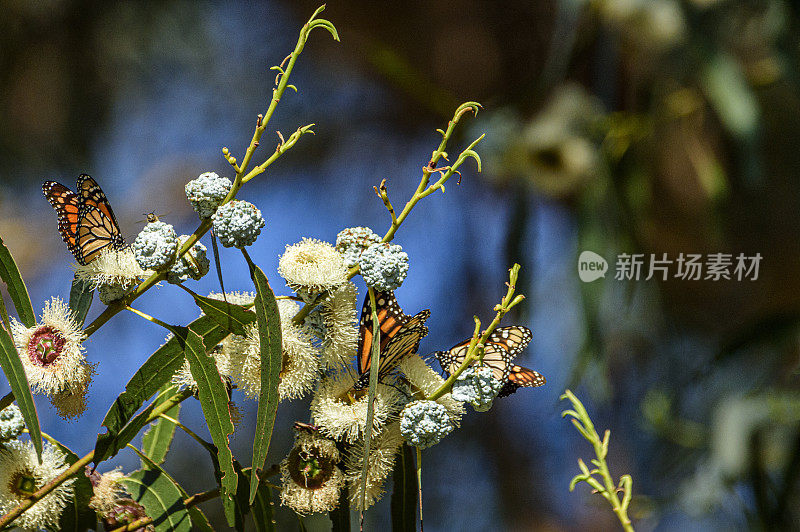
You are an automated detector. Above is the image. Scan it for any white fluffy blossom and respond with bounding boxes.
[319,283,358,370]
[278,238,348,297]
[11,297,94,417]
[232,299,319,402]
[280,430,344,515]
[346,421,404,510]
[310,373,405,443]
[0,440,75,531]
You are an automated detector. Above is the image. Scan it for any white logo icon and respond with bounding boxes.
[578,251,608,282]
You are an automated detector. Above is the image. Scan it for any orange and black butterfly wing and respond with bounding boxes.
[355,291,429,389]
[43,181,84,263]
[434,340,469,376]
[376,313,429,381]
[435,325,544,396]
[498,365,546,397]
[358,291,407,374]
[78,174,121,229]
[75,175,125,264]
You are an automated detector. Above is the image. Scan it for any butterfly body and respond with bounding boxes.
[354,290,430,390]
[435,326,545,397]
[43,175,125,265]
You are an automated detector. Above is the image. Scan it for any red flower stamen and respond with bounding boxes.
[27,326,66,366]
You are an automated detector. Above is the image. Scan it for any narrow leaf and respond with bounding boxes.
[141,384,182,466]
[180,326,238,527]
[120,468,192,532]
[49,438,96,532]
[130,446,214,532]
[0,291,10,333]
[243,251,282,505]
[359,287,382,509]
[241,468,275,532]
[390,445,417,532]
[189,293,256,337]
[0,236,35,327]
[95,314,230,463]
[0,325,41,460]
[96,387,188,465]
[68,274,94,328]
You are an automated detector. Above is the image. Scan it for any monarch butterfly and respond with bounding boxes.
[353,290,430,390]
[434,326,545,397]
[42,174,126,265]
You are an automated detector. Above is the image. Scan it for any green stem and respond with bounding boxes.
[359,287,382,509]
[290,102,482,327]
[158,413,213,450]
[81,8,336,342]
[124,306,173,331]
[426,264,524,400]
[416,446,424,532]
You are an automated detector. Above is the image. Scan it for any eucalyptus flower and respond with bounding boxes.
[11,297,94,417]
[185,171,232,218]
[400,400,454,448]
[346,421,404,510]
[132,220,178,271]
[73,247,148,304]
[0,403,25,442]
[0,440,75,531]
[280,429,344,515]
[398,354,465,426]
[87,467,152,531]
[319,282,358,370]
[310,373,405,443]
[278,238,348,297]
[233,299,319,402]
[335,226,381,268]
[166,235,210,284]
[358,242,409,291]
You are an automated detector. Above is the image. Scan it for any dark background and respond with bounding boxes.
[2,1,799,530]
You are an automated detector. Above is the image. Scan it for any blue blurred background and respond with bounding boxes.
[2,0,800,530]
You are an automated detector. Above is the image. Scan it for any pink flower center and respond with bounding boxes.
[27,326,66,366]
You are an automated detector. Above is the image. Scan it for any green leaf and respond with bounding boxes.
[68,274,94,328]
[49,438,96,532]
[329,483,350,532]
[0,290,10,334]
[242,251,282,505]
[120,468,192,532]
[96,386,188,466]
[0,325,41,461]
[359,287,382,509]
[390,445,417,532]
[141,384,182,466]
[129,446,214,532]
[179,326,238,527]
[189,292,256,337]
[94,314,230,463]
[241,469,275,532]
[0,236,35,327]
